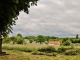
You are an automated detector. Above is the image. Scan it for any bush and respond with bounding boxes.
[52,52,57,56]
[63,41,70,46]
[57,47,67,53]
[65,49,77,55]
[2,46,33,52]
[17,38,24,44]
[32,51,38,55]
[45,41,48,44]
[3,38,11,43]
[76,49,80,54]
[46,53,53,56]
[37,52,45,55]
[38,46,56,53]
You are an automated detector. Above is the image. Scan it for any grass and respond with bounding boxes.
[1,43,80,60]
[0,50,80,60]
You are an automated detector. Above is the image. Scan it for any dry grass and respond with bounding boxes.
[1,43,80,60]
[0,50,80,60]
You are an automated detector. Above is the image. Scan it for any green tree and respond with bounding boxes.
[76,34,78,39]
[0,0,38,53]
[17,33,22,38]
[62,38,68,43]
[63,41,70,46]
[37,35,46,44]
[17,38,24,44]
[10,36,17,44]
[45,36,50,41]
[29,39,34,43]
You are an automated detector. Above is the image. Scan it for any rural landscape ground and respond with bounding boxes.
[0,43,80,60]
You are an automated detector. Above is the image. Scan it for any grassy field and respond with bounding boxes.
[0,43,80,60]
[0,50,80,60]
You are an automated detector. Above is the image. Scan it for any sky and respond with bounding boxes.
[10,0,80,37]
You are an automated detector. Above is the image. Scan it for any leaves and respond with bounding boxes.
[0,0,38,35]
[12,0,19,4]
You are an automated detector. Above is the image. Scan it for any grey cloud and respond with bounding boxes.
[10,0,80,37]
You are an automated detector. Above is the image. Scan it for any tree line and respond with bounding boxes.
[3,33,80,46]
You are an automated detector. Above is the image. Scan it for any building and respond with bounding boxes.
[48,41,60,46]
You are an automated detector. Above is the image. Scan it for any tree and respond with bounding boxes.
[17,33,22,38]
[10,36,17,44]
[76,34,78,39]
[37,35,46,44]
[63,41,70,46]
[0,0,38,53]
[17,38,24,44]
[45,36,50,41]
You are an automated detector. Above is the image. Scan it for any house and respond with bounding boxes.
[48,41,60,46]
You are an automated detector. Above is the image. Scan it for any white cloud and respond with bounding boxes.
[10,0,80,37]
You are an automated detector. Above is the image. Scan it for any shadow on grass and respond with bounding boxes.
[0,52,9,56]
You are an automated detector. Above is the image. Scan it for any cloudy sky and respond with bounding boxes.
[10,0,80,37]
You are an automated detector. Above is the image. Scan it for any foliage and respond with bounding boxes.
[50,36,58,39]
[16,38,24,44]
[45,41,48,44]
[37,35,46,44]
[3,37,11,43]
[52,52,57,56]
[38,46,56,53]
[32,51,38,55]
[71,39,80,43]
[10,36,17,44]
[62,38,68,43]
[65,49,77,55]
[0,0,38,35]
[45,36,50,41]
[76,34,78,39]
[76,49,80,54]
[17,33,22,38]
[63,41,70,46]
[46,53,53,56]
[57,47,67,53]
[3,46,33,52]
[37,52,45,55]
[29,39,34,43]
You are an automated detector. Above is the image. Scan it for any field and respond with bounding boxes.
[0,43,80,60]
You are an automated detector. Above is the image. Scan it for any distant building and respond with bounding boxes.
[48,41,60,46]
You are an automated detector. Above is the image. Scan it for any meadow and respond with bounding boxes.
[0,43,80,60]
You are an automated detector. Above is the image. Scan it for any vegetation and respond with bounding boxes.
[1,34,80,60]
[1,50,80,60]
[38,46,56,53]
[1,43,80,60]
[0,0,38,53]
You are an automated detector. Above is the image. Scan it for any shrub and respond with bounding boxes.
[46,53,53,56]
[32,51,38,55]
[3,38,11,43]
[76,49,80,54]
[52,52,57,56]
[63,41,70,46]
[65,49,77,55]
[45,41,48,44]
[37,52,45,55]
[2,46,33,52]
[17,38,24,44]
[38,46,56,53]
[57,47,67,53]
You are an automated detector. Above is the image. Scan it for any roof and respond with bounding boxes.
[49,41,60,45]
